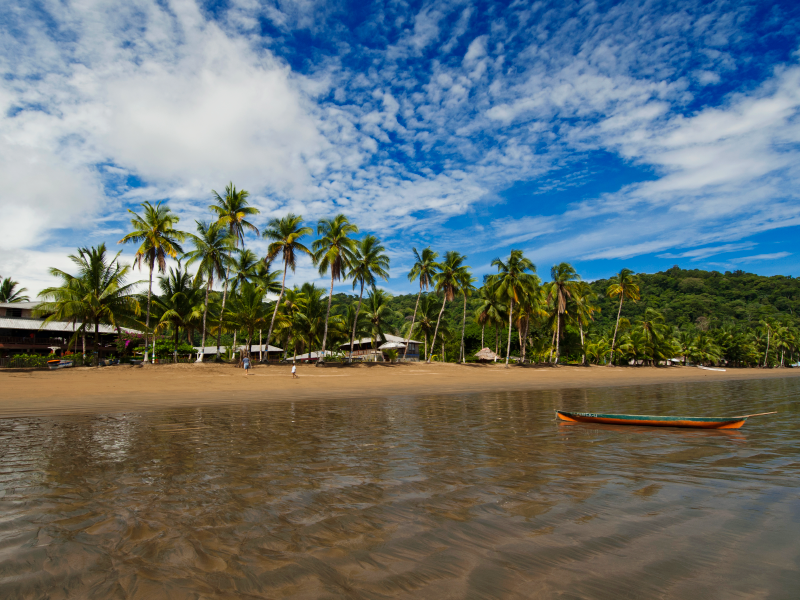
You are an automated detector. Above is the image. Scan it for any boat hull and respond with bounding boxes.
[556,411,747,429]
[47,360,74,370]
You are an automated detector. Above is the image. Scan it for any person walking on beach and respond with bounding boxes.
[291,362,298,378]
[242,354,251,375]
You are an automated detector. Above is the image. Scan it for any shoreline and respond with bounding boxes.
[2,362,799,419]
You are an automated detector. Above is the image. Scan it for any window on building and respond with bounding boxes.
[7,308,22,318]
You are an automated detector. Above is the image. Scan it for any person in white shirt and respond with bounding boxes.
[291,362,298,378]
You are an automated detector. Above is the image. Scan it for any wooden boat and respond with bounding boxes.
[556,410,776,429]
[47,359,74,370]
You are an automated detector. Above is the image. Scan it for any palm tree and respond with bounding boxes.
[364,288,394,359]
[458,269,476,363]
[293,284,328,361]
[546,263,581,364]
[230,249,262,292]
[185,221,234,361]
[426,251,466,363]
[224,282,270,359]
[118,200,185,362]
[405,247,439,360]
[312,214,359,364]
[209,182,260,360]
[408,294,439,360]
[39,244,141,358]
[759,320,774,367]
[151,262,204,362]
[475,278,505,357]
[487,250,537,368]
[347,235,390,360]
[0,278,29,303]
[607,268,640,365]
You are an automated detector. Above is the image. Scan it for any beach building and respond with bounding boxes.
[340,334,423,361]
[287,350,337,363]
[192,344,284,362]
[0,301,123,358]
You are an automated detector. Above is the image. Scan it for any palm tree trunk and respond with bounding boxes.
[579,321,586,365]
[82,330,86,362]
[428,294,448,363]
[350,281,365,361]
[424,333,428,361]
[319,271,335,365]
[233,330,237,361]
[145,264,154,362]
[505,299,514,368]
[404,289,422,360]
[259,330,262,361]
[460,292,467,363]
[174,325,179,363]
[215,259,232,360]
[494,324,498,359]
[481,323,485,349]
[442,340,445,363]
[609,295,624,366]
[197,277,212,362]
[555,312,561,364]
[548,328,556,363]
[764,328,770,367]
[521,319,528,364]
[265,261,288,362]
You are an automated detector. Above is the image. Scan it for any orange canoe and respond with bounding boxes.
[556,410,776,429]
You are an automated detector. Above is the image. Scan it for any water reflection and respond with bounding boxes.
[1,378,798,599]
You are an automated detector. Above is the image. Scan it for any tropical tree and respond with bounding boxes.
[0,278,29,303]
[405,247,439,360]
[570,281,598,365]
[347,235,390,360]
[487,250,537,367]
[546,262,581,364]
[151,263,204,362]
[209,182,260,359]
[426,251,467,363]
[407,294,439,360]
[224,282,270,360]
[118,200,185,362]
[364,288,395,358]
[458,268,476,363]
[262,214,313,359]
[39,244,141,357]
[230,249,262,292]
[184,221,234,361]
[312,214,359,364]
[475,278,505,355]
[607,268,640,365]
[293,283,328,360]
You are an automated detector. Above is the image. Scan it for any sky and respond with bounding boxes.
[1,0,800,297]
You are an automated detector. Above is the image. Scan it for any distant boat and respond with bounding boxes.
[556,410,776,429]
[698,365,726,372]
[47,359,74,370]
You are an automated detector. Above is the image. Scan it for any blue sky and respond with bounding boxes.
[1,0,799,295]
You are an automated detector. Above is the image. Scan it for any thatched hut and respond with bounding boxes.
[474,347,499,362]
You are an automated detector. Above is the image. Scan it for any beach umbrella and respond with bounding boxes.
[474,347,499,361]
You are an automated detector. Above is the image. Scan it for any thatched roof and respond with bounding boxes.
[474,347,499,361]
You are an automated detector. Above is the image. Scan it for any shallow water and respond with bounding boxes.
[1,378,798,599]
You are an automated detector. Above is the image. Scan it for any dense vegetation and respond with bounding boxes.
[23,186,799,367]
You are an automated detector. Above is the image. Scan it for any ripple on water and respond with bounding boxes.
[0,378,798,599]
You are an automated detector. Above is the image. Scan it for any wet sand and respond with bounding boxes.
[2,362,799,417]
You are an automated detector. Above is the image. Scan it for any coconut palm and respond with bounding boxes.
[0,278,29,303]
[607,268,640,365]
[185,221,234,361]
[458,269,476,363]
[405,247,439,360]
[224,282,270,359]
[427,251,466,363]
[487,250,537,368]
[151,262,205,362]
[545,263,581,364]
[263,214,313,358]
[347,235,390,360]
[407,294,439,360]
[312,214,359,364]
[118,200,185,362]
[293,283,328,361]
[475,278,505,356]
[209,182,260,360]
[230,249,262,292]
[364,288,395,358]
[39,244,141,357]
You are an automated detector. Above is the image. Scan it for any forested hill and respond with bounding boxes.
[330,266,799,361]
[587,266,800,332]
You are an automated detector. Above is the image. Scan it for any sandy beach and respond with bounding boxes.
[1,362,798,418]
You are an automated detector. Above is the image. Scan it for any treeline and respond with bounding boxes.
[26,184,799,367]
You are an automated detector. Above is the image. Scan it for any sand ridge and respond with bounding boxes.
[1,362,798,418]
